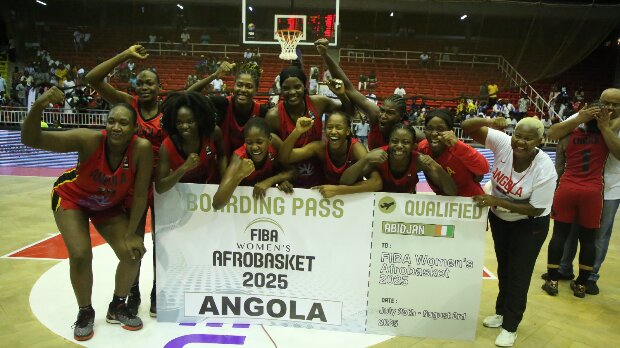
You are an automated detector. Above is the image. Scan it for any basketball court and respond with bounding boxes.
[1,165,619,347]
[1,0,620,347]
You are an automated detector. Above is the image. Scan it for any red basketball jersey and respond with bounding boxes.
[130,96,165,164]
[368,123,387,150]
[161,136,220,184]
[377,145,419,193]
[277,96,325,187]
[324,138,359,184]
[53,131,137,211]
[277,96,323,145]
[418,139,486,197]
[222,96,262,156]
[234,144,279,186]
[560,128,609,191]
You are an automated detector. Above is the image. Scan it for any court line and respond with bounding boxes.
[1,233,62,259]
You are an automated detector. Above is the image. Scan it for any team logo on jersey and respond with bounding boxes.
[82,195,112,207]
[97,187,116,197]
[205,145,212,156]
[297,162,315,176]
[268,152,275,161]
[122,156,130,169]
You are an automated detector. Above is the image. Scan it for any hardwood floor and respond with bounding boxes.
[1,175,618,347]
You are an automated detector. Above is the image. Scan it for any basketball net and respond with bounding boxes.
[276,30,303,60]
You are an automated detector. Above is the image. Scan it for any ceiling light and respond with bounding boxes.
[390,12,394,17]
[249,6,253,11]
[36,0,47,5]
[177,4,183,10]
[461,14,468,20]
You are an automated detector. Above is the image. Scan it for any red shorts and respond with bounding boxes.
[551,186,603,229]
[51,190,126,224]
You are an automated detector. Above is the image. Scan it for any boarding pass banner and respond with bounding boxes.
[366,193,488,340]
[154,184,487,340]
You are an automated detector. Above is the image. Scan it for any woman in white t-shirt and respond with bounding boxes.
[460,116,557,348]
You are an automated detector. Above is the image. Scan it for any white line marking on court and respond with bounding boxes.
[1,233,62,259]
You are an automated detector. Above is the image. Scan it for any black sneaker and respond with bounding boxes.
[72,308,95,341]
[542,280,559,296]
[585,280,599,295]
[570,280,586,298]
[106,303,143,331]
[127,288,141,316]
[541,272,574,281]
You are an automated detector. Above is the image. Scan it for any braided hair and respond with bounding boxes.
[382,94,407,119]
[161,91,217,144]
[235,61,261,88]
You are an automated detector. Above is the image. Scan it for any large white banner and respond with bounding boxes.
[154,184,374,332]
[155,184,487,339]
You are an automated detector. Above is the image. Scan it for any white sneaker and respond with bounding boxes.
[495,328,517,347]
[483,314,503,328]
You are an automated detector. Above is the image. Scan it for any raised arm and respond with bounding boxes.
[311,79,354,117]
[186,61,235,92]
[597,109,620,161]
[417,153,457,196]
[440,131,490,175]
[278,117,322,164]
[212,155,256,210]
[125,138,154,260]
[85,45,148,105]
[546,106,598,140]
[315,38,380,124]
[21,87,93,154]
[460,117,508,146]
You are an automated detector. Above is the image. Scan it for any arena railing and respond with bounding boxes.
[338,48,554,120]
[137,42,241,58]
[3,107,557,147]
[337,48,503,67]
[497,57,555,119]
[0,107,109,127]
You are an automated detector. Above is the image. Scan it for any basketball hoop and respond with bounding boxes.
[275,30,303,60]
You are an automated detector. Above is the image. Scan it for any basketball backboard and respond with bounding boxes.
[242,0,339,46]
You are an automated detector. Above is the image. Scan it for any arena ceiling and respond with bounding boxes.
[129,0,620,19]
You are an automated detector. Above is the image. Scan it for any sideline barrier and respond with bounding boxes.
[155,184,488,340]
[0,108,108,127]
[2,110,556,145]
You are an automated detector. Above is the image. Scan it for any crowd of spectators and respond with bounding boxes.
[0,39,586,141]
[0,47,107,113]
